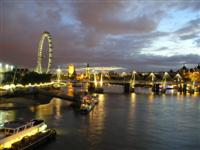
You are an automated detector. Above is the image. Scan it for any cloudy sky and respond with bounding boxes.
[0,0,200,71]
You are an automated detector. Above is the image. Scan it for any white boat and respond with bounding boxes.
[0,119,47,149]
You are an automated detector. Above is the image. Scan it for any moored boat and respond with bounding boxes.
[92,95,99,104]
[0,119,49,149]
[80,95,99,114]
[9,128,56,150]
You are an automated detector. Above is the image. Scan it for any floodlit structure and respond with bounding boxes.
[130,70,137,88]
[149,72,156,84]
[56,68,62,83]
[68,64,75,77]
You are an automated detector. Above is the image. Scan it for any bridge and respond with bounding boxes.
[64,70,200,94]
[94,80,178,85]
[53,67,200,94]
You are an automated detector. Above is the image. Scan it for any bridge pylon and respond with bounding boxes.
[174,73,183,92]
[161,72,170,93]
[128,70,137,93]
[88,72,104,93]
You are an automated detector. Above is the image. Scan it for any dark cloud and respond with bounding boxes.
[72,0,164,34]
[179,34,198,40]
[154,47,169,51]
[118,54,200,71]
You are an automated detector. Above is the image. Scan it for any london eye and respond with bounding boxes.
[36,31,53,74]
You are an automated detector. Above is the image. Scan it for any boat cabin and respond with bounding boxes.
[0,120,34,136]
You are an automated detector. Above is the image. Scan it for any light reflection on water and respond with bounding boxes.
[127,93,136,132]
[66,83,74,97]
[29,98,66,120]
[0,110,16,124]
[0,86,199,150]
[83,94,106,147]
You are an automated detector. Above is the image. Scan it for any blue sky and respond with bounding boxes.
[1,0,200,71]
[158,9,199,32]
[144,8,200,57]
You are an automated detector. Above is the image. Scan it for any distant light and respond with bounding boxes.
[164,72,169,76]
[56,68,61,72]
[10,65,14,70]
[5,64,9,70]
[133,70,137,74]
[0,63,2,68]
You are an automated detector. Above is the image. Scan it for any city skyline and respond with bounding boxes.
[1,0,200,71]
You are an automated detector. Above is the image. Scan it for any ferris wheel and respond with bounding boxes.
[36,31,53,74]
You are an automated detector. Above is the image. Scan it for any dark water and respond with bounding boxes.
[0,89,200,150]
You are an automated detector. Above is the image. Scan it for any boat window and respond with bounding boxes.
[27,123,33,128]
[19,127,25,131]
[0,129,5,132]
[9,129,14,134]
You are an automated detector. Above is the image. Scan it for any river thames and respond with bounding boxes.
[0,87,200,150]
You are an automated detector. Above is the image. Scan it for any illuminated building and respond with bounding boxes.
[68,64,75,78]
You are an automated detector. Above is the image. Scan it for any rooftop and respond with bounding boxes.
[4,120,32,129]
